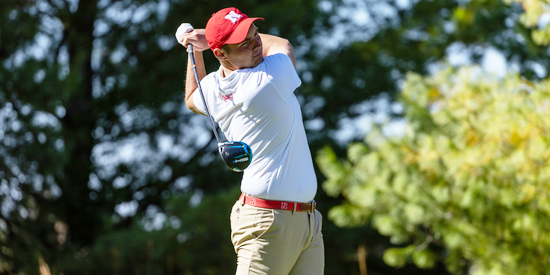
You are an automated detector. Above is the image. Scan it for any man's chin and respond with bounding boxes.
[253,55,264,66]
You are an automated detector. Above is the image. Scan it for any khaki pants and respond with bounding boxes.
[230,201,324,275]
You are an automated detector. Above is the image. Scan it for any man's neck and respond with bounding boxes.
[221,66,235,78]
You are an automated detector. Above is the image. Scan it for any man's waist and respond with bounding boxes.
[240,176,318,204]
[239,193,317,213]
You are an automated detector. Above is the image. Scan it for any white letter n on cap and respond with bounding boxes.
[225,11,243,24]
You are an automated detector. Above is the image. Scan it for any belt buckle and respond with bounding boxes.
[299,200,316,213]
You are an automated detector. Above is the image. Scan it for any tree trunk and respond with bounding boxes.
[358,244,367,275]
[57,0,99,247]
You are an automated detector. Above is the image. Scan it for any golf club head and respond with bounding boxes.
[218,141,253,172]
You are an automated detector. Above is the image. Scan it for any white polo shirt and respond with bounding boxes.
[192,53,317,202]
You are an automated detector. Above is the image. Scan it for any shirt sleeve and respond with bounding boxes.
[265,53,302,94]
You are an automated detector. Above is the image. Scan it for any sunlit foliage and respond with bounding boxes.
[318,66,550,274]
[508,0,550,45]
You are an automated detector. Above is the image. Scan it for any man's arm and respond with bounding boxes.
[185,50,206,115]
[177,29,209,115]
[259,34,296,69]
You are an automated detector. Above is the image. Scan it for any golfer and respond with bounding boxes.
[178,7,324,275]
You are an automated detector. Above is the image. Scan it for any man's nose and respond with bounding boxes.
[253,35,262,48]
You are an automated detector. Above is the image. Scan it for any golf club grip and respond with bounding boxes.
[187,44,222,144]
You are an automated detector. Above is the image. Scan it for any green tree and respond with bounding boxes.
[313,0,550,272]
[307,0,550,272]
[318,66,550,274]
[510,0,550,45]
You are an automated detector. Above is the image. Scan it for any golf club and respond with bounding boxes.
[176,23,253,172]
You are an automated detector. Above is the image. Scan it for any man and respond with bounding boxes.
[177,7,324,275]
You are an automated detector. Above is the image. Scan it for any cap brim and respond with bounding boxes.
[225,17,264,45]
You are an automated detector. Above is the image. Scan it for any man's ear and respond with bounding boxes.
[213,48,228,60]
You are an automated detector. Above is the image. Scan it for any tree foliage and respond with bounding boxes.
[318,66,550,274]
[316,0,550,273]
[510,0,550,45]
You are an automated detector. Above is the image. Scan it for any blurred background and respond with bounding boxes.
[1,0,549,274]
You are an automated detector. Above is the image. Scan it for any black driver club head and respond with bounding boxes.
[218,141,253,172]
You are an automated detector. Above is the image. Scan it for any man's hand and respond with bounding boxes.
[176,27,209,52]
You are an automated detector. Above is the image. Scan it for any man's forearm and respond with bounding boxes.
[185,50,207,114]
[259,33,296,68]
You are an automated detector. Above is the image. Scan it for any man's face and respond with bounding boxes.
[223,24,263,69]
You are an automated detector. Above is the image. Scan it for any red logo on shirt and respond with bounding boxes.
[221,94,234,102]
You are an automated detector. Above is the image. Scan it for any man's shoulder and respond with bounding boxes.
[200,70,218,86]
[263,53,294,72]
[265,53,291,63]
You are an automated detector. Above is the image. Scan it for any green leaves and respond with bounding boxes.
[511,0,550,45]
[318,66,550,274]
[383,246,415,268]
[317,145,350,197]
[382,244,436,268]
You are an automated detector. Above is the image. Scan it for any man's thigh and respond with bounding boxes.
[289,210,324,275]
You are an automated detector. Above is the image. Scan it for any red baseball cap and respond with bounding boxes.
[205,7,264,50]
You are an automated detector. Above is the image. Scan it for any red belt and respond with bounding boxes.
[239,193,317,213]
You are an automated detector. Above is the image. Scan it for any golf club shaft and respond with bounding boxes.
[188,44,221,144]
